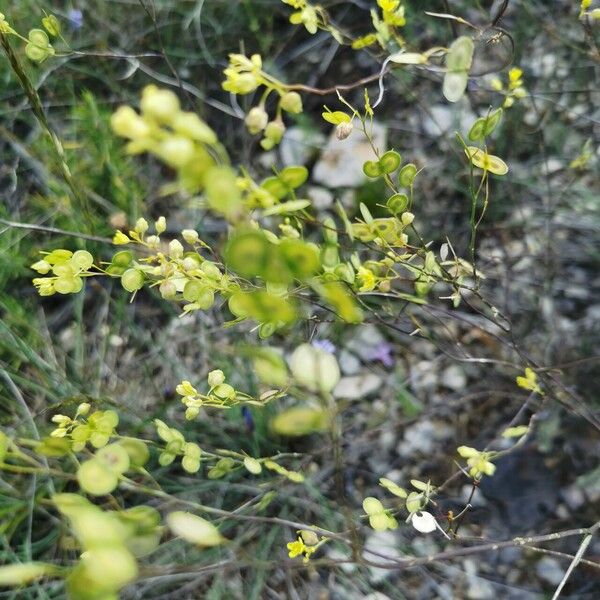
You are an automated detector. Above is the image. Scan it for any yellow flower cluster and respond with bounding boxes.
[31,249,94,296]
[223,53,304,149]
[457,446,496,479]
[516,367,543,394]
[491,67,526,108]
[287,530,326,562]
[111,85,218,192]
[378,0,406,27]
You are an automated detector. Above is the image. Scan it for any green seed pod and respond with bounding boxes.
[244,456,262,474]
[258,322,277,338]
[183,280,203,302]
[279,239,320,279]
[71,250,93,270]
[95,443,130,475]
[213,383,235,400]
[446,36,474,71]
[279,165,308,189]
[181,455,200,473]
[225,230,271,278]
[77,459,119,496]
[119,437,149,467]
[379,150,401,174]
[387,193,409,214]
[121,269,144,292]
[398,163,418,187]
[362,160,381,178]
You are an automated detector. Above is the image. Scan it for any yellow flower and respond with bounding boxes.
[0,12,15,33]
[457,446,496,479]
[508,67,523,84]
[516,367,542,394]
[113,231,130,245]
[357,266,377,292]
[287,538,306,559]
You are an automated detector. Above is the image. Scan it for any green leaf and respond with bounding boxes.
[262,199,311,216]
[322,110,351,125]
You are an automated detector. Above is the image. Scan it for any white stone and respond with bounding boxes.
[441,364,467,391]
[536,557,563,586]
[313,122,387,188]
[333,373,383,400]
[279,126,324,167]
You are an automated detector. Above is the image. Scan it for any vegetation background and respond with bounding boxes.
[1,0,599,598]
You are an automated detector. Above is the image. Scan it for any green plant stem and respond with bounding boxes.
[0,31,93,231]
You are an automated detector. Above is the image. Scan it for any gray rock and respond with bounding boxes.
[363,529,400,583]
[339,350,361,375]
[536,557,563,586]
[561,484,586,511]
[307,186,334,210]
[422,102,476,138]
[313,122,387,188]
[463,559,495,600]
[441,364,467,391]
[280,126,324,167]
[333,373,383,400]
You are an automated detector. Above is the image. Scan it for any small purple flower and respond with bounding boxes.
[67,9,83,30]
[241,406,254,433]
[311,339,336,354]
[367,342,394,367]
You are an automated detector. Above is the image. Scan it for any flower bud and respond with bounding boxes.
[77,402,91,416]
[159,280,177,299]
[182,229,199,244]
[155,216,167,234]
[280,91,303,114]
[264,120,286,143]
[135,217,149,234]
[245,107,269,134]
[31,260,51,274]
[335,121,353,140]
[401,212,415,226]
[208,369,225,387]
[111,106,150,140]
[51,414,70,425]
[146,235,160,249]
[169,239,184,259]
[140,85,180,123]
[236,73,259,94]
[159,137,195,168]
[172,112,217,144]
[185,407,200,420]
[113,231,131,246]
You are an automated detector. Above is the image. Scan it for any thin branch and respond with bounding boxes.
[0,218,111,244]
[551,530,595,600]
